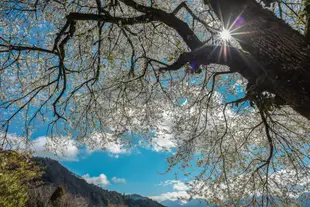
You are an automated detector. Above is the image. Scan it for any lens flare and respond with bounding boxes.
[219,29,232,42]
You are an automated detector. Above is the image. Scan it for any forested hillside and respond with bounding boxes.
[31,157,164,207]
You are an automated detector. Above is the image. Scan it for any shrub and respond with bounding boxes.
[0,149,41,207]
[28,184,89,207]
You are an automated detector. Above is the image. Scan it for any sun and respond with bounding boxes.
[219,29,232,42]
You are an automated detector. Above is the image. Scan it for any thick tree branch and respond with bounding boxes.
[160,45,262,82]
[119,0,203,50]
[206,0,310,120]
[67,0,204,51]
[172,1,216,34]
[66,12,154,25]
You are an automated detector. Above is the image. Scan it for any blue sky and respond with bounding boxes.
[1,1,247,202]
[3,66,246,203]
[2,1,310,206]
[7,115,193,202]
[62,149,178,196]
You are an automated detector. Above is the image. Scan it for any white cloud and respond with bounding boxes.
[2,132,133,160]
[151,112,177,152]
[82,173,110,187]
[150,181,206,203]
[82,132,129,158]
[1,133,80,161]
[105,142,128,157]
[151,136,176,152]
[149,191,190,203]
[33,136,79,161]
[150,180,192,203]
[159,180,189,191]
[1,133,28,150]
[173,182,189,191]
[112,177,126,184]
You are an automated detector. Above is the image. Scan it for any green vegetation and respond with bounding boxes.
[0,149,41,207]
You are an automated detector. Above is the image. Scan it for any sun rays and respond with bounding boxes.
[219,28,232,42]
[214,13,252,62]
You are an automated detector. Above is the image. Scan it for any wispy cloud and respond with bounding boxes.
[112,177,126,184]
[149,191,190,203]
[82,174,110,187]
[150,136,176,152]
[2,132,132,160]
[2,126,178,161]
[150,180,192,203]
[81,132,130,158]
[149,112,177,152]
[33,136,79,161]
[2,133,80,161]
[159,180,189,191]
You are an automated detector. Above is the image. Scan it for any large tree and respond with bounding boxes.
[1,0,310,205]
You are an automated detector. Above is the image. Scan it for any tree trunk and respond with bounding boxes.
[207,0,310,119]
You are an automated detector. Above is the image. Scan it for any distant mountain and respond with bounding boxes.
[32,157,164,207]
[161,199,210,207]
[128,194,149,201]
[161,195,310,207]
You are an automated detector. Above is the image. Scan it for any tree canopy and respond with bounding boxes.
[1,0,310,205]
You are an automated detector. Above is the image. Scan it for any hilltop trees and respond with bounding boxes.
[1,0,310,205]
[0,149,41,207]
[28,185,88,207]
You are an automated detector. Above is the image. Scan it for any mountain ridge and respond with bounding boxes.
[32,157,165,207]
[160,199,207,207]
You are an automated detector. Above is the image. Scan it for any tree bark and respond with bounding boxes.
[305,0,310,42]
[206,0,310,120]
